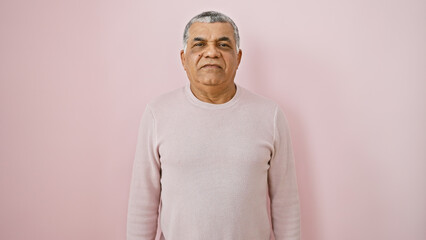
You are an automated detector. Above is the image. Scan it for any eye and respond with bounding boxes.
[194,42,205,47]
[219,43,230,48]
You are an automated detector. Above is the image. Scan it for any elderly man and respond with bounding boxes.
[127,11,301,240]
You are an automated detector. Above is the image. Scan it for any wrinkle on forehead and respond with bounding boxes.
[188,22,236,44]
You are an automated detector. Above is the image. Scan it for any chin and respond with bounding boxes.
[197,78,225,86]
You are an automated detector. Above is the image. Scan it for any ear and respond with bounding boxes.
[180,50,186,71]
[236,49,242,69]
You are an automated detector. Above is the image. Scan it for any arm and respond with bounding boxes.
[268,106,301,240]
[127,105,161,240]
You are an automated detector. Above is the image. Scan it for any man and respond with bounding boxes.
[127,11,301,240]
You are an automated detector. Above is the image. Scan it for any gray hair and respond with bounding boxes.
[183,11,240,53]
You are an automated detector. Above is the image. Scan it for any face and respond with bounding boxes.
[180,22,242,87]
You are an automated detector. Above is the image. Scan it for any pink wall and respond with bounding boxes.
[1,0,425,239]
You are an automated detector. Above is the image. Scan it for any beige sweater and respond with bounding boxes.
[127,83,301,240]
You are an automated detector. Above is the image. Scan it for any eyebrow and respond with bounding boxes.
[193,37,205,42]
[192,36,232,42]
[218,37,231,42]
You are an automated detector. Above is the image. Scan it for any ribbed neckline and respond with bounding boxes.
[184,82,242,109]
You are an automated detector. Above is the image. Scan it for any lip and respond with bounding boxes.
[201,64,222,69]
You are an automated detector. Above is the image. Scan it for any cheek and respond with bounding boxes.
[224,56,238,70]
[189,56,201,70]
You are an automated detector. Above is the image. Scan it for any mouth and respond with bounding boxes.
[201,64,222,69]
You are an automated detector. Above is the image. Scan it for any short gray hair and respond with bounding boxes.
[183,11,240,53]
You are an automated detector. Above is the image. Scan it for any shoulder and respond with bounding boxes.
[145,85,186,112]
[238,84,280,114]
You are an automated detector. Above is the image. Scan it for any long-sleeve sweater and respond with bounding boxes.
[127,82,301,240]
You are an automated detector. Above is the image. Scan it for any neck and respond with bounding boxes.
[189,81,237,104]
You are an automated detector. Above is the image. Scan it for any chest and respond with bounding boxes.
[157,111,274,168]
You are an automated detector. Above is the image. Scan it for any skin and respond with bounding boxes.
[180,22,242,104]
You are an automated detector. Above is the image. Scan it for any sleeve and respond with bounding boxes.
[127,104,162,240]
[268,106,301,240]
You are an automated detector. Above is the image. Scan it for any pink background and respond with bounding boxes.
[1,0,425,240]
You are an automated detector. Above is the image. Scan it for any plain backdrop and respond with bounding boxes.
[1,0,425,240]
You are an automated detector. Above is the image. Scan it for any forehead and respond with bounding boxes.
[188,22,235,41]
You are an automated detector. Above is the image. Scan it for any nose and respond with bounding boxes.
[204,43,220,58]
